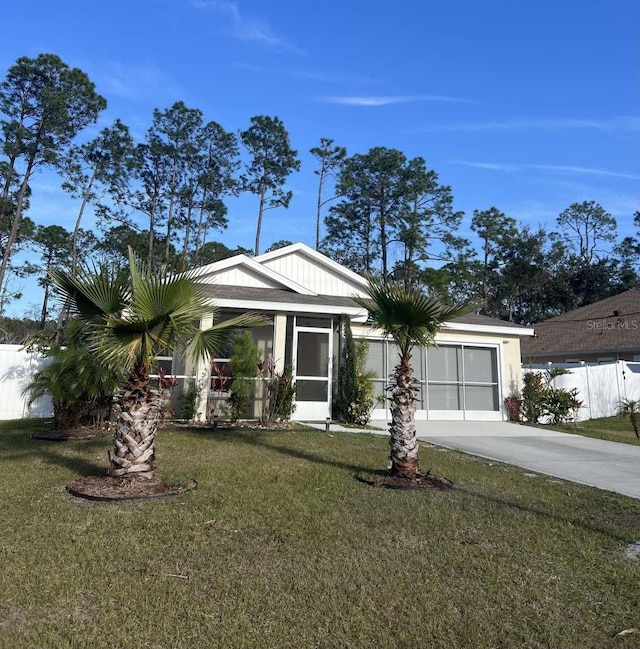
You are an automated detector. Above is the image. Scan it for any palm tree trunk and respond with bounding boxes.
[109,372,173,478]
[388,357,420,477]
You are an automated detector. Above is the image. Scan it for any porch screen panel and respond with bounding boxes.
[364,339,386,401]
[296,380,329,402]
[463,347,497,383]
[297,332,329,377]
[428,345,462,382]
[464,385,499,410]
[463,347,499,411]
[427,346,462,411]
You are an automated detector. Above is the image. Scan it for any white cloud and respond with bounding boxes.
[450,160,640,181]
[191,0,304,54]
[320,95,476,106]
[530,164,640,181]
[423,116,640,132]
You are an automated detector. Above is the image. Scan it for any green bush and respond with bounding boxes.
[335,318,376,425]
[346,339,376,426]
[521,369,580,425]
[228,332,260,421]
[522,372,546,424]
[24,322,122,430]
[335,316,358,421]
[267,364,296,422]
[179,379,202,421]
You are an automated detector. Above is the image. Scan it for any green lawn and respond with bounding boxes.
[1,419,639,649]
[550,416,640,446]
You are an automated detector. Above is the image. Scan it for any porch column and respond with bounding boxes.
[273,313,287,373]
[195,311,214,420]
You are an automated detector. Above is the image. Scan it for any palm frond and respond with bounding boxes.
[354,279,475,356]
[50,263,127,322]
[186,312,269,366]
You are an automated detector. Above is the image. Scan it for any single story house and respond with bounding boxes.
[521,289,640,365]
[177,243,533,422]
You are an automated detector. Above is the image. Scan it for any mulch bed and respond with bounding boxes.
[67,475,197,501]
[359,472,454,490]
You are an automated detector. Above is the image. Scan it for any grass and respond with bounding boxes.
[548,416,640,446]
[1,419,639,649]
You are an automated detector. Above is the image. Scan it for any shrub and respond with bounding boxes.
[179,379,202,421]
[521,368,582,426]
[267,364,296,422]
[24,322,122,430]
[335,316,358,422]
[228,332,260,421]
[504,394,522,422]
[544,387,579,425]
[617,399,640,438]
[346,339,376,426]
[521,372,546,424]
[335,319,376,425]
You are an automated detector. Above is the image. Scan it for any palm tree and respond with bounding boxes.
[25,325,122,431]
[354,279,473,479]
[50,249,265,479]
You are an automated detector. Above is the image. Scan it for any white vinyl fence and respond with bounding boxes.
[0,344,52,420]
[523,361,640,421]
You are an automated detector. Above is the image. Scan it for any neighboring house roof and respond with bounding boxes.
[521,289,640,358]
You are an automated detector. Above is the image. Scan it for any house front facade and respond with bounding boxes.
[185,243,533,422]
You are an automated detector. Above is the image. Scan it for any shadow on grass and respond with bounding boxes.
[454,485,636,544]
[0,424,108,477]
[182,424,383,476]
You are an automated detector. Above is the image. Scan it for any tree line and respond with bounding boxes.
[1,52,638,330]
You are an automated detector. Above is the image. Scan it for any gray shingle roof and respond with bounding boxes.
[203,284,529,330]
[521,289,640,357]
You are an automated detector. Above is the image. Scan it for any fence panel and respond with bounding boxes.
[523,361,640,421]
[0,344,52,420]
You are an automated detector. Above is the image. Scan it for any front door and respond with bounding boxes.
[292,325,332,420]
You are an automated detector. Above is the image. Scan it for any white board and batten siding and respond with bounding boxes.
[260,252,367,297]
[208,266,284,289]
[0,344,53,420]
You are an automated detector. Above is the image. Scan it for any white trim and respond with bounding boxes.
[209,297,368,319]
[255,242,369,288]
[443,321,535,337]
[291,317,333,421]
[192,254,317,296]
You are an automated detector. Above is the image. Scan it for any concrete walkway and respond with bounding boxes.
[308,420,640,500]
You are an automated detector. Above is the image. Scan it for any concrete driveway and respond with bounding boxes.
[412,420,640,500]
[312,419,640,500]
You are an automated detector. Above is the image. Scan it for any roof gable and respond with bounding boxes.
[255,243,369,297]
[191,254,315,295]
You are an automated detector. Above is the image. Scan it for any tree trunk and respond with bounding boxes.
[0,161,35,299]
[315,168,324,250]
[108,372,173,479]
[71,169,97,276]
[254,182,266,256]
[388,357,419,478]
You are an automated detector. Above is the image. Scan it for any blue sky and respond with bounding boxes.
[1,0,639,315]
